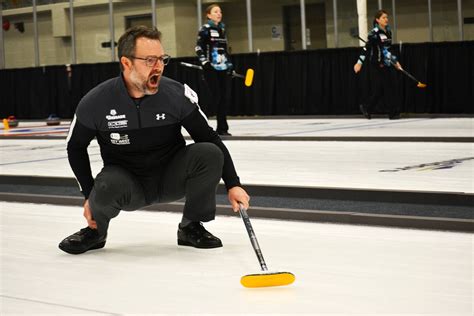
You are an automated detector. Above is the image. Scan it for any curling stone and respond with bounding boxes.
[7,116,19,128]
[46,114,61,126]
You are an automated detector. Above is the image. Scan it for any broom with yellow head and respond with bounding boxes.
[179,62,254,87]
[238,204,295,288]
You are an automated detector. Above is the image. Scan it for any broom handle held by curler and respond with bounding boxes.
[397,67,420,84]
[231,71,245,79]
[357,35,400,68]
[239,205,268,271]
[180,61,204,70]
[357,36,425,85]
[180,62,245,79]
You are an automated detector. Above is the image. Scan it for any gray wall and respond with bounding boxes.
[2,0,473,69]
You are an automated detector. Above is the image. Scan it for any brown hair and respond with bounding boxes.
[205,4,221,15]
[117,25,162,71]
[373,9,389,26]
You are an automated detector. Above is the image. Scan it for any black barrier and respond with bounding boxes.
[1,41,472,119]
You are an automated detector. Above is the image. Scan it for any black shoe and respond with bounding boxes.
[177,222,223,249]
[58,227,107,254]
[359,104,371,120]
[218,131,232,136]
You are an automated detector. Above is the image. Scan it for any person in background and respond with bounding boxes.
[59,26,250,255]
[195,4,234,136]
[354,9,403,120]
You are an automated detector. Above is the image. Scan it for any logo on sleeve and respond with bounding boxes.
[184,84,199,105]
[110,133,130,145]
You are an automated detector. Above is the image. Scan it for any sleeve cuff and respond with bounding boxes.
[224,179,241,191]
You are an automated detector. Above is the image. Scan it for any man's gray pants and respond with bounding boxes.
[88,143,224,236]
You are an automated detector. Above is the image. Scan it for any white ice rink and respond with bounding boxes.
[1,138,473,193]
[1,202,472,315]
[1,117,473,315]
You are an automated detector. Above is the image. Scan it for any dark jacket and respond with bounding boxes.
[357,24,398,68]
[66,75,240,202]
[195,20,232,71]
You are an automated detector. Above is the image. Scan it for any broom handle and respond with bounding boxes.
[231,71,245,79]
[180,61,203,70]
[357,36,423,85]
[396,67,421,84]
[239,205,268,271]
[180,62,245,79]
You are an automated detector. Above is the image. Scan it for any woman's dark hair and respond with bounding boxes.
[117,25,162,71]
[205,4,221,15]
[373,9,389,26]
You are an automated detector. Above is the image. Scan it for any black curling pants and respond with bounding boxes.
[88,143,224,236]
[366,65,400,117]
[203,69,232,133]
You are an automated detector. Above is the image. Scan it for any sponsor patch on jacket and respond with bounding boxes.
[110,133,130,145]
[106,109,126,121]
[108,120,128,129]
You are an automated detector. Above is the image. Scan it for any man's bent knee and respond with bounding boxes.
[92,166,141,207]
[190,143,224,168]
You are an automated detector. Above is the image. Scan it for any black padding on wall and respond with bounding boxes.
[1,41,472,119]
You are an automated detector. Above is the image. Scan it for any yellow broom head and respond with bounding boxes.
[417,82,427,88]
[244,69,254,87]
[241,271,295,288]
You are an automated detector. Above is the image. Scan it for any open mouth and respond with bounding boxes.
[148,73,160,87]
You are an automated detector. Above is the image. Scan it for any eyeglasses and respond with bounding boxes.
[130,54,171,67]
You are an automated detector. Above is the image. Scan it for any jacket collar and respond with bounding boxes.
[375,23,391,33]
[207,19,225,28]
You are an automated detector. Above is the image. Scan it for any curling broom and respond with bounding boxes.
[356,36,427,88]
[239,204,295,288]
[180,62,254,87]
[397,67,427,88]
[230,69,254,87]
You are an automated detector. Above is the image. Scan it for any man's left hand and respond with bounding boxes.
[228,186,250,212]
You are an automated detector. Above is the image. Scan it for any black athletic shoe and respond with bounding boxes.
[218,131,232,136]
[58,227,107,254]
[359,104,371,120]
[177,222,223,249]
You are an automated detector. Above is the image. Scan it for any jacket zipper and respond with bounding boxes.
[136,104,142,128]
[132,97,143,128]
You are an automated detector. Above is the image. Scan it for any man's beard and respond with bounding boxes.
[130,68,159,96]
